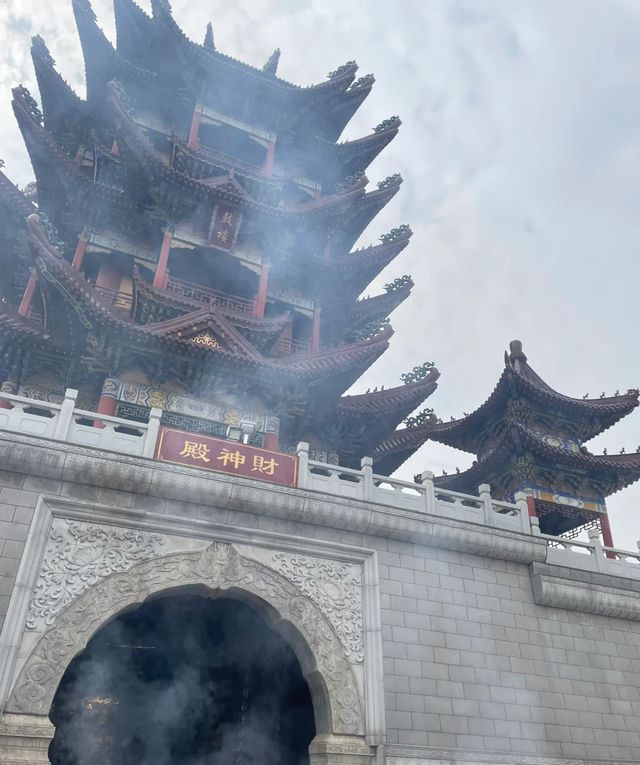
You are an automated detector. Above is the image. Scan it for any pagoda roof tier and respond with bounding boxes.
[108,81,376,224]
[114,0,154,61]
[331,175,404,254]
[329,229,413,300]
[31,36,86,149]
[337,375,439,419]
[27,215,394,392]
[145,0,368,137]
[286,117,401,188]
[72,0,117,104]
[372,421,436,476]
[348,281,413,328]
[432,422,640,499]
[12,86,126,232]
[303,373,439,466]
[423,341,640,452]
[0,169,36,221]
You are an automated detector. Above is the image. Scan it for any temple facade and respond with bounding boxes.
[1,3,640,765]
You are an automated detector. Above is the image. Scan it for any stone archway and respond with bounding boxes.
[8,542,366,750]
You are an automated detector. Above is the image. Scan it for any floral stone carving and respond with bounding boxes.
[271,552,364,662]
[9,542,364,736]
[25,520,165,630]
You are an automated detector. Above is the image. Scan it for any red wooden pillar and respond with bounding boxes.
[263,139,276,177]
[94,377,119,428]
[311,306,322,352]
[263,416,280,451]
[526,495,537,518]
[18,271,38,317]
[254,260,270,318]
[72,234,89,270]
[600,511,616,558]
[187,111,202,150]
[153,229,173,289]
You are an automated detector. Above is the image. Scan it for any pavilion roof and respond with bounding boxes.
[432,422,640,499]
[423,341,639,452]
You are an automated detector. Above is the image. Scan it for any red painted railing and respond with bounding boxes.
[165,276,255,315]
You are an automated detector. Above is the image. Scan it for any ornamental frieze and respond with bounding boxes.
[25,520,165,631]
[270,552,364,662]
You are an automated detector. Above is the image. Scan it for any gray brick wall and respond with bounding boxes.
[0,471,42,631]
[2,463,640,761]
[377,538,640,760]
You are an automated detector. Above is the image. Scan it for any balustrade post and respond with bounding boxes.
[360,456,374,502]
[420,470,436,515]
[478,484,493,527]
[143,407,163,459]
[588,528,605,572]
[296,442,310,489]
[514,491,537,534]
[53,388,78,442]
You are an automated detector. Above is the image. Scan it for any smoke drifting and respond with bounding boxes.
[49,595,316,765]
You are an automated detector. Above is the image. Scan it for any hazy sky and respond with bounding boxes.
[1,0,639,543]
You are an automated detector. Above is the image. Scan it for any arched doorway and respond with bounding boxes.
[48,594,316,765]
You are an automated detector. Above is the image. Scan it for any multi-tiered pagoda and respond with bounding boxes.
[0,0,440,468]
[393,341,640,543]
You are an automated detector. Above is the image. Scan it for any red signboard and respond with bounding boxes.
[156,428,298,487]
[209,203,241,251]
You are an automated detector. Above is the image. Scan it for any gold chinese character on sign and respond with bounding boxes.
[216,230,229,243]
[217,448,246,469]
[222,212,234,225]
[179,441,211,463]
[252,455,279,476]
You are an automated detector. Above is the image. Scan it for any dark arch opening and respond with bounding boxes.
[48,595,316,765]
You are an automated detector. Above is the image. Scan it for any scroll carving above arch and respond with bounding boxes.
[8,542,364,736]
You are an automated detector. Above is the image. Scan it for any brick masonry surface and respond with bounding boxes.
[2,467,640,762]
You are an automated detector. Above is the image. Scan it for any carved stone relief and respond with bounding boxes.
[270,552,364,662]
[9,542,364,736]
[25,519,165,630]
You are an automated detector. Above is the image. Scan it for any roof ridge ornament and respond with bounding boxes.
[374,116,401,133]
[31,35,55,67]
[262,49,281,76]
[13,85,43,126]
[401,362,436,385]
[377,173,402,190]
[380,224,412,244]
[508,339,527,365]
[328,61,357,80]
[351,74,375,90]
[384,275,412,293]
[203,22,215,51]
